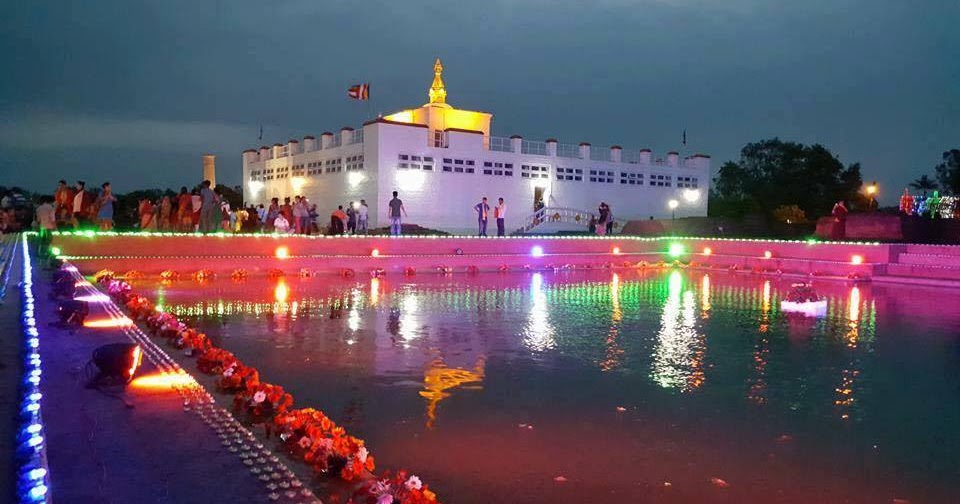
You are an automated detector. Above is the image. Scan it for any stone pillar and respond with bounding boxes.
[340,127,355,145]
[667,151,679,167]
[639,149,652,164]
[320,132,334,149]
[303,136,316,152]
[242,149,258,164]
[259,146,270,161]
[610,146,622,163]
[545,138,557,157]
[579,142,591,159]
[202,154,216,186]
[287,139,300,155]
[510,135,522,153]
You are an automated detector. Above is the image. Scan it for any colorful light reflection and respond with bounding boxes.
[83,317,134,328]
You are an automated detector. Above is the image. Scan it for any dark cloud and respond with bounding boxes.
[1,0,957,200]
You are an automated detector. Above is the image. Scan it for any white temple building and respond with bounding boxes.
[241,59,710,234]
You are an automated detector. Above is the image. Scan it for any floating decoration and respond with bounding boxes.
[94,269,116,282]
[159,270,180,281]
[436,266,453,275]
[298,268,311,278]
[780,283,827,317]
[498,264,509,272]
[231,269,249,281]
[369,268,386,278]
[404,267,416,276]
[339,269,355,278]
[123,270,145,280]
[466,266,479,274]
[267,269,285,279]
[193,269,214,282]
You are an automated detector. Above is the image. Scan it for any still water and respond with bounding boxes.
[148,270,960,503]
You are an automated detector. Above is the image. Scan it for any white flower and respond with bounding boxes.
[252,391,267,404]
[357,446,369,464]
[377,493,394,504]
[372,480,392,495]
[223,366,235,377]
[404,475,422,491]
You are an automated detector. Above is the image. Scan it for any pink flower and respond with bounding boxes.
[357,446,369,464]
[223,366,235,378]
[377,493,394,504]
[252,391,266,404]
[404,475,422,491]
[298,436,312,449]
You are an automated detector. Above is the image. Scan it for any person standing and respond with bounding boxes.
[473,197,490,237]
[177,187,192,232]
[34,196,57,254]
[388,191,406,236]
[346,202,357,235]
[159,196,173,231]
[199,180,217,232]
[596,203,608,236]
[190,188,203,232]
[292,196,307,234]
[604,202,614,235]
[256,204,267,227]
[265,198,280,233]
[96,182,117,231]
[54,180,74,226]
[330,205,347,235]
[357,199,369,234]
[72,180,93,229]
[831,200,848,240]
[494,197,506,237]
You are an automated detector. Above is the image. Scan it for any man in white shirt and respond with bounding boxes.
[357,199,369,234]
[495,198,506,236]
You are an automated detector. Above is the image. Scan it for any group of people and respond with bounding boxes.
[472,197,507,236]
[49,179,119,231]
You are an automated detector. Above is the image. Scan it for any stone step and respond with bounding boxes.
[896,253,960,267]
[884,262,960,281]
[903,244,960,256]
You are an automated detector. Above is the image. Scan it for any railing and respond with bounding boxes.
[432,130,449,148]
[513,206,627,235]
[329,132,342,148]
[488,136,514,152]
[621,150,640,164]
[590,149,612,162]
[555,143,581,159]
[345,129,364,145]
[521,139,548,156]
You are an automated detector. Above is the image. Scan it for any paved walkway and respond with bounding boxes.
[20,241,314,503]
[1,234,22,504]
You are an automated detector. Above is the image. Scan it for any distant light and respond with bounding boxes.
[851,254,864,265]
[291,176,306,192]
[668,242,685,258]
[83,317,133,328]
[612,246,621,255]
[702,247,712,256]
[130,372,196,390]
[668,199,679,210]
[682,189,701,203]
[371,248,380,257]
[866,182,878,195]
[348,172,365,188]
[763,250,773,259]
[74,293,110,303]
[49,246,62,256]
[274,281,289,303]
[531,246,544,258]
[275,246,289,259]
[248,180,264,196]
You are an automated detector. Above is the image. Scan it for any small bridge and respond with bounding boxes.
[513,207,626,235]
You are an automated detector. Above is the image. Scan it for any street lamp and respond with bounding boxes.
[668,199,679,221]
[866,181,878,210]
[683,189,701,204]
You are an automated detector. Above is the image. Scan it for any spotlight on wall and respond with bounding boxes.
[275,246,290,259]
[48,246,62,256]
[92,343,143,383]
[531,246,544,258]
[682,189,701,203]
[371,248,380,257]
[763,250,773,259]
[612,247,621,255]
[668,242,685,258]
[455,248,464,255]
[851,254,864,265]
[702,247,712,256]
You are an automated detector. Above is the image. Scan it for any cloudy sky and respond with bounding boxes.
[1,0,957,203]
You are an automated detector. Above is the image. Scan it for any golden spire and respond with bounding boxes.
[428,57,447,104]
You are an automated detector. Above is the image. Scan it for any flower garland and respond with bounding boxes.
[230,269,248,281]
[784,283,821,303]
[159,270,180,281]
[95,274,442,504]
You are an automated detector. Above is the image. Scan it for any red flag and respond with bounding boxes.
[348,83,370,101]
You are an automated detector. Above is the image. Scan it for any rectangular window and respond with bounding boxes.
[484,161,493,168]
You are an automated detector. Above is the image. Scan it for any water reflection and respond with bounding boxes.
[651,271,706,391]
[747,280,773,405]
[600,273,624,372]
[419,357,485,429]
[522,273,556,352]
[835,286,863,421]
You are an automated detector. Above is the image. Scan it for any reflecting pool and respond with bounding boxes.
[144,270,960,503]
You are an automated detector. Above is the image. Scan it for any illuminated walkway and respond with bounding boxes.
[24,256,289,503]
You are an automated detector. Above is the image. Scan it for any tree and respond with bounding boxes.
[909,174,937,196]
[934,149,960,194]
[711,138,865,219]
